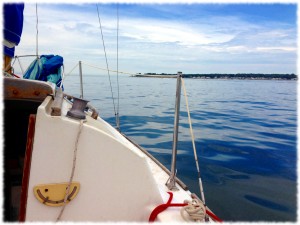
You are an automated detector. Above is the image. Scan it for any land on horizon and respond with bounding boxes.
[133,73,297,80]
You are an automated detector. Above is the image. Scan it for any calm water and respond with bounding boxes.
[64,75,297,222]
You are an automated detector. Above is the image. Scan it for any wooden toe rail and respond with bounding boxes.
[4,77,54,102]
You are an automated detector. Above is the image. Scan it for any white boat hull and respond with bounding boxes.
[25,95,196,222]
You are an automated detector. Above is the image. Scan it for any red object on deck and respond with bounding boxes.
[13,73,21,78]
[206,209,223,222]
[149,191,223,222]
[149,192,188,222]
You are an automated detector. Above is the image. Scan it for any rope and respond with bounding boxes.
[181,77,206,206]
[60,62,79,87]
[11,57,17,69]
[65,62,79,77]
[59,65,65,88]
[13,54,39,58]
[35,3,39,57]
[180,198,206,222]
[56,120,84,221]
[81,62,136,76]
[3,71,14,77]
[16,56,25,75]
[96,4,117,126]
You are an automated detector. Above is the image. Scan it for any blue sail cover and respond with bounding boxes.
[3,3,24,57]
[23,55,64,88]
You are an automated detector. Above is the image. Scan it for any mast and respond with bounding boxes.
[166,71,182,190]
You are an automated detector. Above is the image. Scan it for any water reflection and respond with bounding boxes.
[64,75,297,221]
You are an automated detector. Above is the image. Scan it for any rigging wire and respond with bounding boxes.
[65,63,80,77]
[60,62,79,87]
[35,3,39,58]
[81,62,135,76]
[59,65,65,89]
[181,77,206,207]
[116,3,120,130]
[16,56,25,75]
[96,4,118,128]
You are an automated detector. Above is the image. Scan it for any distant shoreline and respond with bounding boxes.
[132,73,297,80]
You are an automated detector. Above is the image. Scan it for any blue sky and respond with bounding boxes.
[11,1,298,75]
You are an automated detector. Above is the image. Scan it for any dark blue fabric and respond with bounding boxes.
[23,55,64,88]
[4,46,15,58]
[3,3,24,57]
[40,55,64,81]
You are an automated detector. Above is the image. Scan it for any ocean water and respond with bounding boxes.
[64,74,297,222]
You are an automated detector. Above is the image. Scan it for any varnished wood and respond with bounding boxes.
[51,88,63,116]
[4,77,54,101]
[19,114,36,222]
[3,55,12,74]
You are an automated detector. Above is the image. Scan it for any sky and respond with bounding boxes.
[4,0,299,75]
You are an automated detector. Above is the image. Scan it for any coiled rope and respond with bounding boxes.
[180,198,206,222]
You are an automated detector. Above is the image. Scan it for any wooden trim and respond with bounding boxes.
[19,114,36,222]
[4,55,13,73]
[87,103,99,119]
[51,87,63,116]
[4,77,54,101]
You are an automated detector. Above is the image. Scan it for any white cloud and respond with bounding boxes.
[13,3,297,75]
[256,47,297,52]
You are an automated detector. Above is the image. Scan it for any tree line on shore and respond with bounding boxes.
[137,73,297,80]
